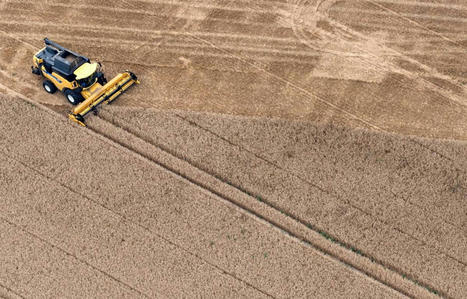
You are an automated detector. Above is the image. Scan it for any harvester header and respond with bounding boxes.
[69,71,139,126]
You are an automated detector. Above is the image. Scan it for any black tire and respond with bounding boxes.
[97,72,107,85]
[64,89,84,105]
[43,80,57,94]
[128,71,138,81]
[31,66,41,75]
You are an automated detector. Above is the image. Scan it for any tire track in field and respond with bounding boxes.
[291,0,467,106]
[345,22,466,39]
[87,112,425,298]
[185,30,385,129]
[1,0,274,28]
[289,0,362,124]
[376,0,467,10]
[126,19,467,274]
[289,2,467,123]
[333,6,467,24]
[320,0,461,69]
[305,2,466,71]
[0,281,24,299]
[0,87,276,297]
[171,110,467,254]
[0,215,151,298]
[0,0,281,21]
[367,1,467,47]
[3,16,462,69]
[332,34,467,107]
[97,102,467,297]
[8,0,462,58]
[339,2,467,66]
[15,31,323,62]
[93,106,452,298]
[0,149,275,299]
[0,19,299,44]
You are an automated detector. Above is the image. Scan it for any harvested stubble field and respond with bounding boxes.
[0,0,466,298]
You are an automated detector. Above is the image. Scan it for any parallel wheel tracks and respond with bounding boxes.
[90,112,420,298]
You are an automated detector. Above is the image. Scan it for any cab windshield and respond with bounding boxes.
[78,73,97,88]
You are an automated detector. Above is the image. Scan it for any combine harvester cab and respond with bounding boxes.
[32,38,139,127]
[68,70,139,127]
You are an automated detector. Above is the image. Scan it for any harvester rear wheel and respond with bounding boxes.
[64,89,84,105]
[43,80,57,94]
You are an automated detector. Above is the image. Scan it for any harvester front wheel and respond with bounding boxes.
[97,72,107,85]
[43,80,57,94]
[64,89,84,105]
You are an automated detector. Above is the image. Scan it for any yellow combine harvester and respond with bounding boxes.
[32,38,139,126]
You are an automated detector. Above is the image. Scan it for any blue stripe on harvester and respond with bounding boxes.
[43,69,62,83]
